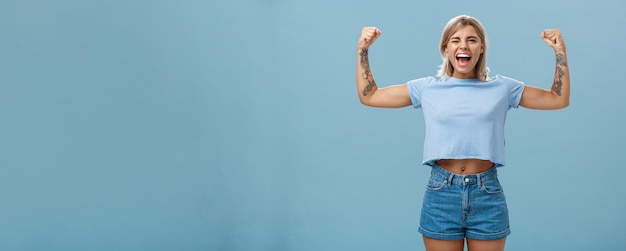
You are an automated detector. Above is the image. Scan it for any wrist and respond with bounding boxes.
[554,48,567,56]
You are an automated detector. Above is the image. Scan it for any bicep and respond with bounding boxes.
[363,83,412,108]
[519,85,560,110]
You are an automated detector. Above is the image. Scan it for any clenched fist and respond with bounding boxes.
[541,29,566,53]
[358,27,382,50]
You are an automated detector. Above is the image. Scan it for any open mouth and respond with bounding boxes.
[456,54,471,65]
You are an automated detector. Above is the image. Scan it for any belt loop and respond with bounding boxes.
[477,173,483,187]
[447,173,454,185]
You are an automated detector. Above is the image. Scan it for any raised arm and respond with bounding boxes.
[356,27,412,108]
[520,29,570,110]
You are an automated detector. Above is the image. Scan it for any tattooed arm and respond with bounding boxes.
[520,29,570,110]
[356,27,411,108]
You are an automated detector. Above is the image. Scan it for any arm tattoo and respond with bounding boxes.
[359,48,369,68]
[359,48,376,96]
[551,53,567,96]
[556,53,568,67]
[552,67,564,96]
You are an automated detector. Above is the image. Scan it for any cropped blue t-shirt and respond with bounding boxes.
[407,75,525,167]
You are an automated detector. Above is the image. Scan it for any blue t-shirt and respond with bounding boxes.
[407,75,525,167]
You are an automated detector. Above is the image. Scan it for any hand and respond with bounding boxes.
[541,29,566,53]
[358,26,381,50]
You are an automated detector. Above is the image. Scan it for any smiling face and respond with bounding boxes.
[444,25,485,79]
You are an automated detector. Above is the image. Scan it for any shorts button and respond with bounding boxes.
[464,177,470,182]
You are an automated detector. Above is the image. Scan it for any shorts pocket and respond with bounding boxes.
[480,177,503,194]
[425,176,447,191]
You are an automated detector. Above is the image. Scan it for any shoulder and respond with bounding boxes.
[487,75,525,86]
[407,76,442,88]
[406,76,438,107]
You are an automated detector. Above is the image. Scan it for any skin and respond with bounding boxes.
[445,25,484,79]
[355,24,570,251]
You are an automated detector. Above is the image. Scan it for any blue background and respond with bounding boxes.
[2,0,625,250]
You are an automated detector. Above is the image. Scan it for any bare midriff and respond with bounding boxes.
[435,159,494,174]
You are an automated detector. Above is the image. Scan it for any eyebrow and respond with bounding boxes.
[450,35,480,40]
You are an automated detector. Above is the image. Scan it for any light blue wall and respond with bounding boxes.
[1,0,625,250]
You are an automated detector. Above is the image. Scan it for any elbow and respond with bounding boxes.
[358,91,375,106]
[559,95,570,109]
[359,97,373,107]
[555,99,570,109]
[551,92,570,109]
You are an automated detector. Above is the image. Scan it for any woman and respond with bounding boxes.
[355,15,569,251]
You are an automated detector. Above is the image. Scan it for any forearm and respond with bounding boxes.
[356,48,378,103]
[550,49,570,107]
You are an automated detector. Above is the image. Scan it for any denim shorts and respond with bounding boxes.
[418,164,510,240]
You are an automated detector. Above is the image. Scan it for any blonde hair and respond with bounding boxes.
[437,15,489,81]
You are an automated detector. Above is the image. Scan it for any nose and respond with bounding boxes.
[459,40,468,49]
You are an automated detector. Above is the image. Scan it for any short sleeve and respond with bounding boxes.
[497,75,525,109]
[406,77,432,109]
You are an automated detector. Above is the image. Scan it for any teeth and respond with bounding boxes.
[457,54,470,58]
